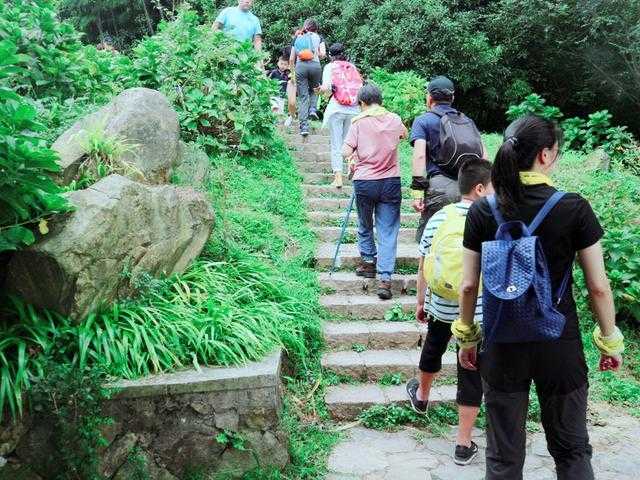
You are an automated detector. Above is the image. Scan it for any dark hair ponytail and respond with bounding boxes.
[492,115,562,217]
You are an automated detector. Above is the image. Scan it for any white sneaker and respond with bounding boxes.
[284,116,293,128]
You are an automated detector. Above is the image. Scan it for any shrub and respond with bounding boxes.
[368,68,425,125]
[508,94,640,174]
[506,94,563,122]
[131,7,277,155]
[0,41,70,252]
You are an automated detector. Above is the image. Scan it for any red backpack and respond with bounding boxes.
[331,61,363,106]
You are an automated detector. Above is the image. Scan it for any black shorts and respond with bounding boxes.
[419,316,483,407]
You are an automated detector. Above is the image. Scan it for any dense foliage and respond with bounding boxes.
[250,0,639,135]
[0,41,69,252]
[0,2,320,426]
[132,8,277,154]
[507,94,639,174]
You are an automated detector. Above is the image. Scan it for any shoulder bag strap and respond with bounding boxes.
[487,195,506,226]
[527,191,565,235]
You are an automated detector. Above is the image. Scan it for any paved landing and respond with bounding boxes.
[327,404,640,480]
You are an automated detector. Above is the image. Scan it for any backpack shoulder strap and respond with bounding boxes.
[487,195,506,226]
[527,191,565,235]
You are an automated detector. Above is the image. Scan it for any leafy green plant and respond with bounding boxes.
[131,7,277,155]
[379,372,406,386]
[215,430,248,451]
[29,361,113,479]
[351,343,366,353]
[369,68,425,125]
[75,123,143,184]
[384,303,412,322]
[506,94,563,122]
[358,403,458,435]
[0,40,70,252]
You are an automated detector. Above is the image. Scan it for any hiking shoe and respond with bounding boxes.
[406,378,428,414]
[300,128,309,137]
[377,281,392,300]
[309,110,320,121]
[355,258,376,278]
[454,441,479,466]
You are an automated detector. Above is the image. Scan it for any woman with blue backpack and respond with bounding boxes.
[289,19,326,137]
[454,115,625,479]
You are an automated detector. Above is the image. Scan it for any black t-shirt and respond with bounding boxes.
[464,184,604,340]
[268,68,289,96]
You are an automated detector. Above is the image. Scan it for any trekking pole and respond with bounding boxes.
[329,190,356,276]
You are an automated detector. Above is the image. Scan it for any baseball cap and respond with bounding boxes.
[426,76,455,95]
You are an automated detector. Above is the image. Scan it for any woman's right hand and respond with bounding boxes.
[599,354,623,372]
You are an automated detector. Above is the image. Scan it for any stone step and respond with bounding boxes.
[312,227,416,243]
[324,321,427,350]
[285,135,329,146]
[325,384,457,421]
[298,162,334,173]
[321,294,414,320]
[321,349,456,382]
[302,172,353,185]
[306,197,417,213]
[308,211,420,227]
[306,197,353,210]
[295,151,332,162]
[302,184,412,199]
[318,272,417,295]
[316,243,419,268]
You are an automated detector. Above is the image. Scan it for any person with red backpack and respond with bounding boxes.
[410,76,488,242]
[289,19,326,137]
[317,43,362,188]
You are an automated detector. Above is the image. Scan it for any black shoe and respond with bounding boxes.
[300,128,309,137]
[406,378,428,414]
[309,110,320,121]
[454,441,479,466]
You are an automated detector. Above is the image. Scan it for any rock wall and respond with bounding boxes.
[1,351,288,479]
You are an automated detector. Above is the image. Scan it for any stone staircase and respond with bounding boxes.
[285,129,457,422]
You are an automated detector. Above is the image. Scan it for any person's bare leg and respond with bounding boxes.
[457,405,480,447]
[417,370,437,401]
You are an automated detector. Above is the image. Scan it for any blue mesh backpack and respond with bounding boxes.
[481,192,571,344]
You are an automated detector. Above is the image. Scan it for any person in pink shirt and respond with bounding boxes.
[343,83,408,299]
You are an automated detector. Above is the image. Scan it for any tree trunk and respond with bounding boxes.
[139,0,154,35]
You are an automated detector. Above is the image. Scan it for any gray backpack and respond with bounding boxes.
[433,110,483,178]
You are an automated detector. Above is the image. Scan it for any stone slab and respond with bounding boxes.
[110,350,282,398]
[316,243,419,268]
[321,294,415,320]
[322,349,456,382]
[323,321,427,350]
[318,271,417,295]
[308,211,420,227]
[313,227,416,244]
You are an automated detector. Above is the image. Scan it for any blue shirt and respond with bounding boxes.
[410,103,458,179]
[215,7,262,42]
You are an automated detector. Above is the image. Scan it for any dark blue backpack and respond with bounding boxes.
[482,192,571,345]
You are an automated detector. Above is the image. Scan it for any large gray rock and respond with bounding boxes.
[584,148,610,171]
[5,175,214,320]
[52,88,181,185]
